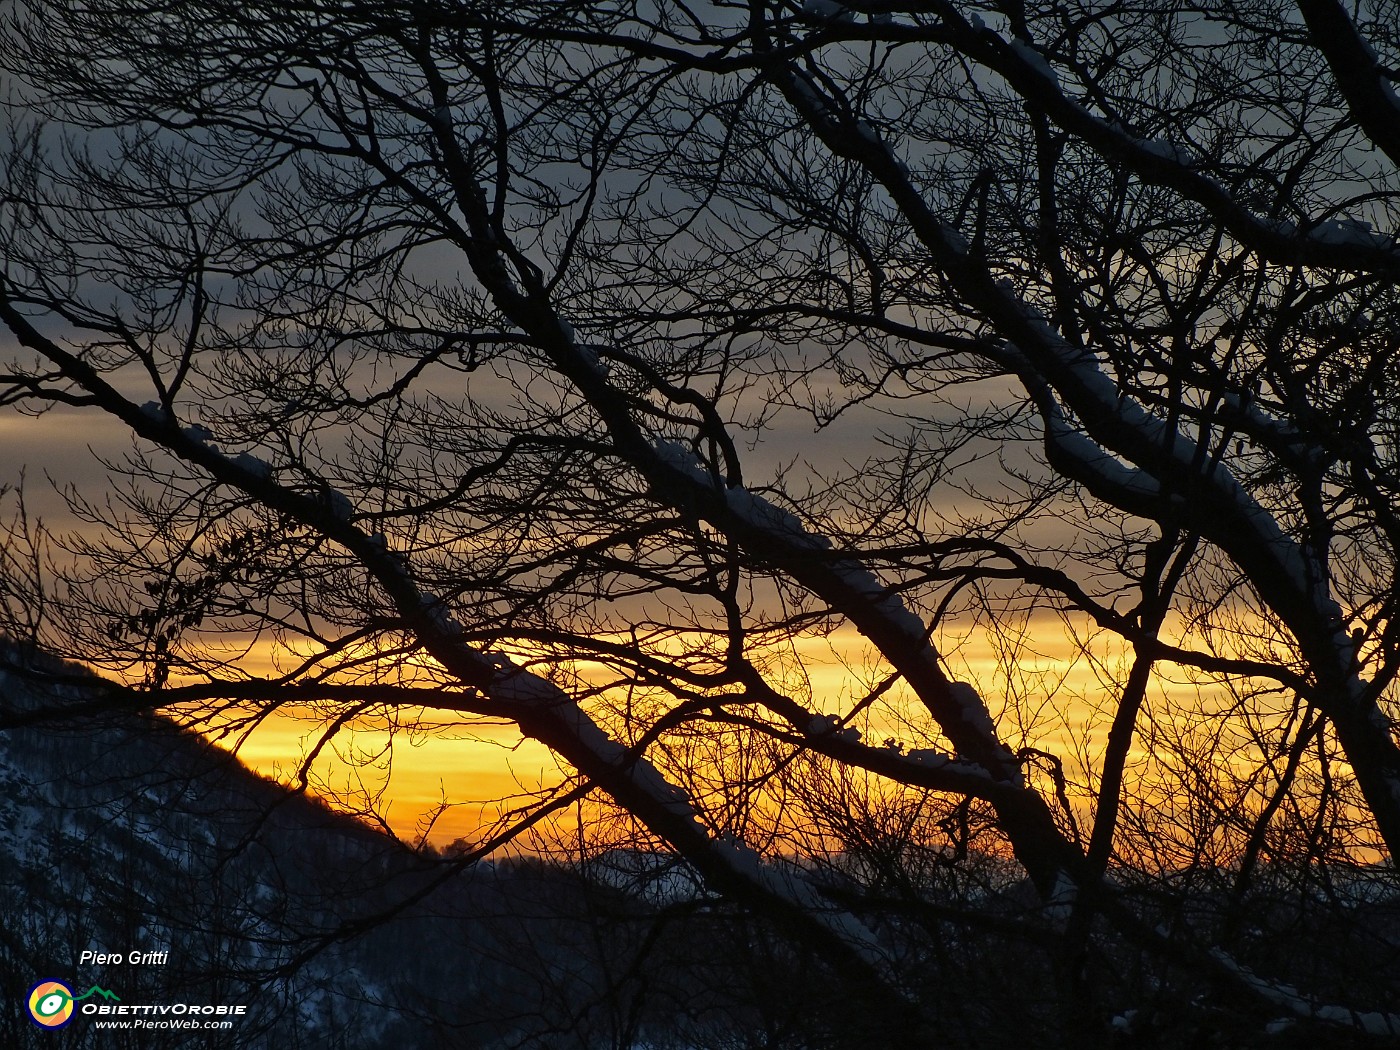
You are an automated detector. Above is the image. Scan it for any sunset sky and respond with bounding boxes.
[195,602,1149,846]
[0,359,1133,844]
[5,4,1399,1046]
[2,385,1142,845]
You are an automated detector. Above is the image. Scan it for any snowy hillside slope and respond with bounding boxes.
[0,644,729,1049]
[19,642,1323,1048]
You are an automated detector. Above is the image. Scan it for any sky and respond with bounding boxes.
[0,9,1292,854]
[174,614,1145,846]
[0,403,1128,850]
[0,362,1220,848]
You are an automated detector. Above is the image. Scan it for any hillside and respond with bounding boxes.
[7,644,1394,1049]
[0,645,721,1049]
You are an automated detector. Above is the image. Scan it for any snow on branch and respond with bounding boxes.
[1035,339,1313,589]
[1210,947,1400,1037]
[1042,400,1165,504]
[646,434,1015,777]
[1296,0,1400,169]
[1008,38,1058,86]
[841,132,1319,599]
[948,20,1400,273]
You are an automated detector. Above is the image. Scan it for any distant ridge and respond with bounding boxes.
[0,638,721,1050]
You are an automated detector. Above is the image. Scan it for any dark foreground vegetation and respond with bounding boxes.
[2,646,1395,1049]
[5,0,1400,1044]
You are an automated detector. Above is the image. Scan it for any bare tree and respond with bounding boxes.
[3,0,1400,1042]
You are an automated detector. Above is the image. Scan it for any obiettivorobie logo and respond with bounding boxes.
[27,980,120,1029]
[25,976,248,1030]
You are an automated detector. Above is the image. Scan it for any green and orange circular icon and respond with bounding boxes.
[27,980,75,1029]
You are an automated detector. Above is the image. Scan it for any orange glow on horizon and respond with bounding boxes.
[188,614,1220,847]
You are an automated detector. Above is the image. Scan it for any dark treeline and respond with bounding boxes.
[2,644,1395,1049]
